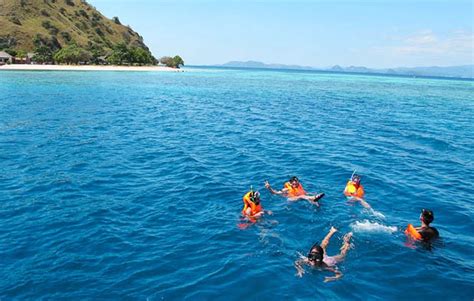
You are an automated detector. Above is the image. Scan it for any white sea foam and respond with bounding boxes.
[351,220,397,234]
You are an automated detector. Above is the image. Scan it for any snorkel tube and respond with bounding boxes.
[350,169,357,181]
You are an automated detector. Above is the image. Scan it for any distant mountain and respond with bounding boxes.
[216,61,474,79]
[0,0,152,56]
[221,61,315,71]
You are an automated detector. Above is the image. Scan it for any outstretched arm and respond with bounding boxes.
[294,258,308,277]
[265,181,286,195]
[321,227,338,250]
[332,232,353,263]
[351,196,371,209]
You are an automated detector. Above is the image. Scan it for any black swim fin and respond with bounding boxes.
[313,193,325,202]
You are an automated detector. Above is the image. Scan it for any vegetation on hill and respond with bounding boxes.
[0,0,184,67]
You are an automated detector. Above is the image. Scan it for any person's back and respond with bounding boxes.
[419,226,439,241]
[405,209,439,242]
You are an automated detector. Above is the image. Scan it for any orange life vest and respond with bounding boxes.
[242,192,262,216]
[344,181,365,198]
[284,182,306,197]
[405,224,422,240]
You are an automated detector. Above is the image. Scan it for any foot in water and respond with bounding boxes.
[343,232,353,243]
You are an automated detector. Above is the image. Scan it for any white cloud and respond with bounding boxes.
[392,30,472,56]
[368,29,473,67]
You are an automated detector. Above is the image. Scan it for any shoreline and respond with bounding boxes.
[0,64,183,72]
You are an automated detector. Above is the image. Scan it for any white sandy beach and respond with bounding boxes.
[0,64,183,72]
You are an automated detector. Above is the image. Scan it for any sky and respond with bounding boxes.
[89,0,473,68]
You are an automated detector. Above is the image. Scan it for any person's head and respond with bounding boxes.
[249,191,261,205]
[308,243,324,265]
[420,209,434,225]
[351,174,361,185]
[289,176,300,188]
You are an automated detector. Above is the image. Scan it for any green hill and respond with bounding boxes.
[0,0,155,63]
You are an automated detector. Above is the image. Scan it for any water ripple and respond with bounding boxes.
[0,70,473,299]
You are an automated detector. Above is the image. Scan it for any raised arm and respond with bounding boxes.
[320,227,338,250]
[265,180,286,195]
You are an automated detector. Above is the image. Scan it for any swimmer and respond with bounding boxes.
[343,174,371,209]
[264,176,325,206]
[405,209,439,242]
[242,189,270,222]
[295,227,353,282]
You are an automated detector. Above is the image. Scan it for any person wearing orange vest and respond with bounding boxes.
[343,174,371,209]
[264,176,324,206]
[242,190,264,222]
[405,209,439,242]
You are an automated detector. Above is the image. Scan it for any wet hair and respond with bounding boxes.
[308,243,324,265]
[352,174,361,183]
[289,176,299,183]
[421,209,434,225]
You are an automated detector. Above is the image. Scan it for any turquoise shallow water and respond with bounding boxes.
[0,68,473,300]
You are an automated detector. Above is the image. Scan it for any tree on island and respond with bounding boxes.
[130,47,155,66]
[107,43,156,65]
[32,46,53,64]
[160,55,184,68]
[15,50,27,62]
[53,45,92,64]
[173,55,184,68]
[107,43,131,65]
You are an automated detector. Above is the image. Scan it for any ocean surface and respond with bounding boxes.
[0,68,473,300]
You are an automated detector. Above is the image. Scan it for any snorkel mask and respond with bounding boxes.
[249,186,261,204]
[351,174,361,184]
[308,244,323,264]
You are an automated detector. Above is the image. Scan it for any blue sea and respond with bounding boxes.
[0,68,473,300]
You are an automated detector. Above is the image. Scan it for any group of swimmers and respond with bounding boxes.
[241,174,440,282]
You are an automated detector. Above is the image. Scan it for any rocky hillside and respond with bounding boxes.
[0,0,153,56]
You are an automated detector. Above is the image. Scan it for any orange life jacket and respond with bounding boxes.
[344,181,365,198]
[405,224,422,240]
[284,182,306,197]
[242,192,262,216]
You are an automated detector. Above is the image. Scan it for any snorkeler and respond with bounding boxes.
[241,189,265,222]
[264,176,325,206]
[344,173,371,209]
[295,227,353,282]
[405,209,439,242]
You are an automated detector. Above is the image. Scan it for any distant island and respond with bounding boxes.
[214,61,474,79]
[0,0,183,68]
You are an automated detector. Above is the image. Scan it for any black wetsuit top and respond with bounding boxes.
[419,227,439,241]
